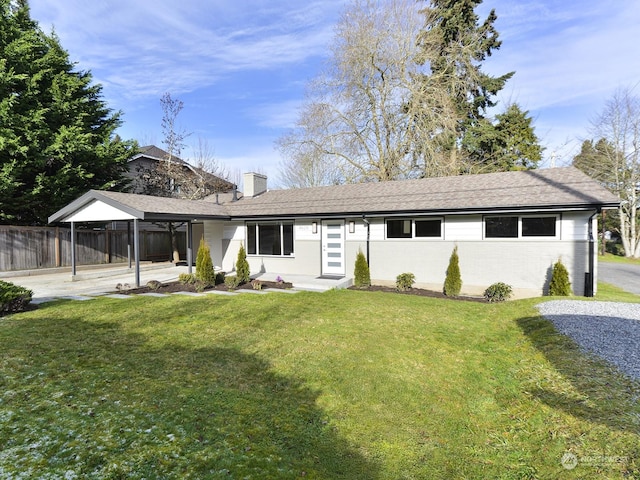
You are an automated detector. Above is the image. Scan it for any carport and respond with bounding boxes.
[48,190,229,287]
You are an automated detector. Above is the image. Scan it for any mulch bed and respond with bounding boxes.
[116,280,294,295]
[348,285,487,302]
[113,279,485,302]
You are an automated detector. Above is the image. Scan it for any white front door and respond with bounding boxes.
[321,220,345,276]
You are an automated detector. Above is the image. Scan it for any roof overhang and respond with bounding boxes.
[49,191,145,223]
[230,202,620,221]
[48,190,231,224]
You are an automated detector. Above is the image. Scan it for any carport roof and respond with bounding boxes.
[48,189,230,223]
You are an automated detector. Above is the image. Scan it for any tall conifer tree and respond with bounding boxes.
[413,0,513,171]
[0,0,136,224]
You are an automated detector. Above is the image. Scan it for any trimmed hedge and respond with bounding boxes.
[0,280,33,316]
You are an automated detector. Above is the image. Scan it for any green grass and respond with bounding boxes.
[599,252,640,265]
[1,290,639,478]
[596,282,640,303]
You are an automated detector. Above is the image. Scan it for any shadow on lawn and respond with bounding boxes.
[0,314,380,479]
[517,315,640,434]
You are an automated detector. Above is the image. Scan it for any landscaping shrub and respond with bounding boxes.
[0,280,32,316]
[548,259,571,296]
[215,271,226,285]
[396,272,415,292]
[251,279,263,290]
[146,280,162,291]
[484,282,513,302]
[178,273,197,284]
[225,275,240,290]
[353,248,371,288]
[236,245,250,284]
[443,246,462,297]
[195,238,215,285]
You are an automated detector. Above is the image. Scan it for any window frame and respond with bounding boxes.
[484,214,559,240]
[385,217,444,240]
[246,221,295,257]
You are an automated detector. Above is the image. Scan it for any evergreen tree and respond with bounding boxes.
[235,244,250,284]
[414,0,513,170]
[0,0,136,224]
[353,248,371,288]
[548,259,571,296]
[443,246,462,296]
[463,103,542,171]
[195,238,215,286]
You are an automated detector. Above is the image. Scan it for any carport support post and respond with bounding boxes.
[133,218,141,288]
[187,220,193,274]
[127,221,132,269]
[70,221,76,276]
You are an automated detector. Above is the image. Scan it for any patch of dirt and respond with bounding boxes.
[348,285,487,302]
[116,280,294,295]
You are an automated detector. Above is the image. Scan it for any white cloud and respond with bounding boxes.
[29,0,342,100]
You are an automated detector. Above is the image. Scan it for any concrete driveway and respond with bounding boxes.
[599,261,640,295]
[0,263,190,304]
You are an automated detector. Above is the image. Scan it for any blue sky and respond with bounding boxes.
[29,0,640,187]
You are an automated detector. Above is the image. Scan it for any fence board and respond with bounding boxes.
[0,225,186,271]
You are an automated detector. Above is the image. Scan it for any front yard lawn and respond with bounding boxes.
[1,290,639,478]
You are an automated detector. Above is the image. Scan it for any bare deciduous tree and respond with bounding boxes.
[277,0,436,186]
[578,87,640,257]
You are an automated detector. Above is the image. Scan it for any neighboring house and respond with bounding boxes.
[127,145,234,197]
[49,167,619,298]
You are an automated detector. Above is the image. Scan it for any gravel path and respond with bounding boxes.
[537,300,640,381]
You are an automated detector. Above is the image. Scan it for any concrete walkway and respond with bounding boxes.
[1,263,352,304]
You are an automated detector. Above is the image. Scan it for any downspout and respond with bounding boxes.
[362,215,370,267]
[585,209,599,297]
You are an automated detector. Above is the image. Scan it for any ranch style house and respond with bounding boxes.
[49,167,619,298]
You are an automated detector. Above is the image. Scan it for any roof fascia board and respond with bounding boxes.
[230,203,619,221]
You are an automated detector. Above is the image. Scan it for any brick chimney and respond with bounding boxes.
[243,172,267,198]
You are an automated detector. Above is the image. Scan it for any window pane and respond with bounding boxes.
[485,216,518,238]
[259,224,281,255]
[387,219,411,238]
[283,223,294,256]
[247,224,256,254]
[415,219,441,237]
[522,217,556,237]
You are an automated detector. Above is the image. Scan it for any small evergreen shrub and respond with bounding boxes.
[236,245,250,284]
[225,275,240,290]
[146,280,162,291]
[178,273,197,284]
[444,246,462,297]
[396,272,415,292]
[353,249,371,288]
[484,282,513,302]
[215,271,226,285]
[195,238,215,286]
[548,259,571,296]
[251,279,263,290]
[194,281,207,293]
[0,280,33,316]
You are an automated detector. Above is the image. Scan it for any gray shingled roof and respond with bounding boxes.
[225,167,619,218]
[49,167,619,224]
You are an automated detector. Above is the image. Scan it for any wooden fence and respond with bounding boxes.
[0,225,186,271]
